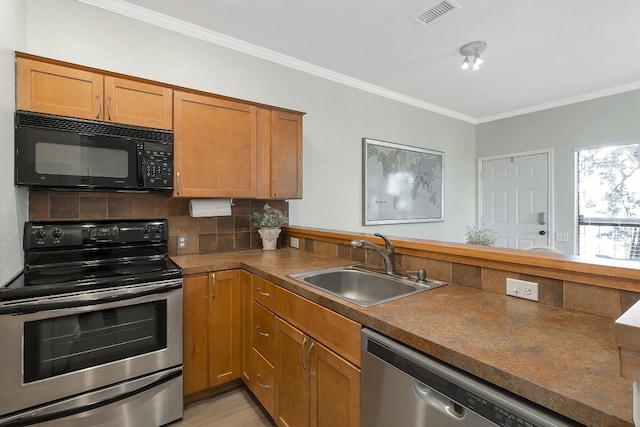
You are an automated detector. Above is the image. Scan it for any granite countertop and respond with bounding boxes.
[172,248,633,427]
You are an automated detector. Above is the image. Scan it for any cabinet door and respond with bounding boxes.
[271,110,303,199]
[208,270,241,386]
[16,57,103,120]
[183,273,210,396]
[310,342,361,427]
[104,76,173,130]
[276,318,309,427]
[240,271,253,386]
[173,91,257,198]
[256,108,303,199]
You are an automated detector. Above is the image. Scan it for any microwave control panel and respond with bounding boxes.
[139,141,173,189]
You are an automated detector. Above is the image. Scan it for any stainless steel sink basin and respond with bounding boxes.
[287,265,446,307]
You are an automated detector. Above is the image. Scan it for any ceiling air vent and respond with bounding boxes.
[413,0,461,26]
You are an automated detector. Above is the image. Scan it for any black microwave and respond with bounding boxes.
[14,111,174,192]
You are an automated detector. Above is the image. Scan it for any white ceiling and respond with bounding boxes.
[83,0,640,123]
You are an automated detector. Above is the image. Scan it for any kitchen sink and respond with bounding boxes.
[287,265,446,307]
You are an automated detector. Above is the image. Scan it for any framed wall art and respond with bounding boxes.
[363,138,444,225]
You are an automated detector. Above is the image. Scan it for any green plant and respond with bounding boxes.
[251,204,289,228]
[465,223,499,246]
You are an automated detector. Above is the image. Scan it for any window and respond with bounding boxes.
[576,143,640,260]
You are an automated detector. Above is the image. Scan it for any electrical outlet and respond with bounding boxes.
[556,232,569,243]
[506,278,539,301]
[290,237,299,248]
[177,235,187,250]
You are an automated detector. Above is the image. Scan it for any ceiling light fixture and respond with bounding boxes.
[459,41,486,71]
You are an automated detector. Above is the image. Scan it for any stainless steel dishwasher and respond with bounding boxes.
[361,329,582,427]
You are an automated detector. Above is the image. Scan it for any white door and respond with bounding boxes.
[480,152,550,249]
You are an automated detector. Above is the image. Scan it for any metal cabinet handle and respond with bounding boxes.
[256,326,269,337]
[307,341,315,376]
[210,273,215,299]
[95,93,102,119]
[256,374,270,389]
[301,336,308,372]
[273,178,278,197]
[256,289,270,297]
[107,95,112,121]
[176,172,181,196]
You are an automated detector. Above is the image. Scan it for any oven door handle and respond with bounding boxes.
[0,367,182,427]
[0,282,181,315]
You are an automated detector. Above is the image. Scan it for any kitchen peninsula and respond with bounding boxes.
[173,238,635,427]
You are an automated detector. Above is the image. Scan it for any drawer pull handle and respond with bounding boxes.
[256,374,270,389]
[256,289,270,297]
[256,326,270,337]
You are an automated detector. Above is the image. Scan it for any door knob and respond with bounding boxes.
[539,230,546,235]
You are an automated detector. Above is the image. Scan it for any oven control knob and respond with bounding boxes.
[33,229,46,241]
[51,228,63,240]
[153,225,163,236]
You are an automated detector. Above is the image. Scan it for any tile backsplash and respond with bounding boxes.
[28,191,288,255]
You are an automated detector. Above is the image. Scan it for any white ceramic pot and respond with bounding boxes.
[258,227,281,250]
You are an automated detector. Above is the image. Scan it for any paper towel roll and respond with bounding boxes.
[189,199,232,217]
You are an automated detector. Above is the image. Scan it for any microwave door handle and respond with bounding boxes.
[137,147,145,187]
[0,282,181,315]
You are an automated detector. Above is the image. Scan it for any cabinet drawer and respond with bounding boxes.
[252,301,276,362]
[275,287,361,367]
[252,349,275,417]
[253,276,275,310]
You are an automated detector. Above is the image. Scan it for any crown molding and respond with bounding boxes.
[77,0,640,125]
[77,0,477,124]
[476,81,640,123]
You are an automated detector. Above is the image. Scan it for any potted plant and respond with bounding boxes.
[251,204,289,250]
[465,223,499,246]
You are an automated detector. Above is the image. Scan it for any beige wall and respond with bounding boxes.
[22,0,477,243]
[0,0,28,283]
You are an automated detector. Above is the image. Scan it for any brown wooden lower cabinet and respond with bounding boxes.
[183,273,210,395]
[275,317,360,427]
[240,271,254,386]
[275,318,310,427]
[183,270,241,397]
[187,269,360,426]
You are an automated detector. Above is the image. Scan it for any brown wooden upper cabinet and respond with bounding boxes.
[173,90,258,198]
[16,56,173,130]
[257,108,304,199]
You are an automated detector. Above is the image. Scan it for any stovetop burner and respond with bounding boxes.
[1,219,182,301]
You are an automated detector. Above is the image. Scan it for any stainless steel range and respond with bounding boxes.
[0,219,183,427]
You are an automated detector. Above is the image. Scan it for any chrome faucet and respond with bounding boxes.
[351,233,396,275]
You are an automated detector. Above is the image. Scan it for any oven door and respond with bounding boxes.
[0,279,182,418]
[15,125,140,190]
